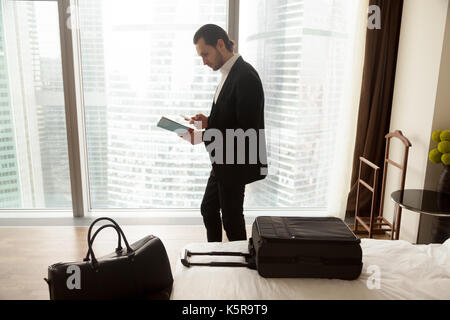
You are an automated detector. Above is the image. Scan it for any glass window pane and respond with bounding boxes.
[0,1,72,209]
[78,0,227,208]
[239,0,359,208]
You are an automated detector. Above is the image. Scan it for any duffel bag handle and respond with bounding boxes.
[87,217,133,252]
[85,217,135,268]
[83,224,123,262]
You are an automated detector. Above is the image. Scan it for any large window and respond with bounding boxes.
[0,1,71,209]
[0,0,362,214]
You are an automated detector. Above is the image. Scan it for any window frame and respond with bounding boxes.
[0,0,330,219]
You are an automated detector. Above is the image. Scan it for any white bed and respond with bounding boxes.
[170,238,450,300]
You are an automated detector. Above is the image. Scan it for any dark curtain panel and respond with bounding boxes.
[345,0,404,221]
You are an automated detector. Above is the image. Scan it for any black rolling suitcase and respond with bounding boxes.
[182,216,363,280]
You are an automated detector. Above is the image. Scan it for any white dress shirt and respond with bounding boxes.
[214,53,241,104]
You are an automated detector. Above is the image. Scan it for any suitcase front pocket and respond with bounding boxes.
[257,255,363,279]
[258,255,361,266]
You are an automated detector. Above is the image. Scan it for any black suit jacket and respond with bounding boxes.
[203,56,267,186]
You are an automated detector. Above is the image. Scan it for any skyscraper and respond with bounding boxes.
[0,3,21,208]
[96,0,226,208]
[242,0,357,207]
[1,1,69,209]
[78,0,108,208]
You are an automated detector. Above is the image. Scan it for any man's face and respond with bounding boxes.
[195,38,224,71]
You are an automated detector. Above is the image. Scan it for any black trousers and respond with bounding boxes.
[200,171,247,242]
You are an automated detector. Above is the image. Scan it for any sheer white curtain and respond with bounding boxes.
[240,0,370,212]
[326,0,369,219]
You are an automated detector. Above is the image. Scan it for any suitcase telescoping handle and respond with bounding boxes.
[181,249,251,268]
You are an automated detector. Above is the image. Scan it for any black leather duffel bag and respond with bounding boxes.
[44,217,173,300]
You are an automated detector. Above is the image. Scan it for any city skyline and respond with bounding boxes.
[0,0,358,210]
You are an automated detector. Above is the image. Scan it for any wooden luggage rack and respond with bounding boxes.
[354,130,412,239]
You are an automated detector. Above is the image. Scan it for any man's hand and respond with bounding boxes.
[178,128,203,145]
[189,114,208,130]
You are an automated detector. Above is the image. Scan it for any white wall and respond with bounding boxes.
[425,0,450,189]
[383,0,450,243]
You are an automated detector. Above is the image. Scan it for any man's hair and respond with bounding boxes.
[193,24,234,52]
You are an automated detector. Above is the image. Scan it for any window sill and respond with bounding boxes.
[0,209,328,226]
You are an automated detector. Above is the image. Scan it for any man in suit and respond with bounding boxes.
[180,24,267,242]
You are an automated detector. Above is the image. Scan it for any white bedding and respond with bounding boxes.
[170,238,450,300]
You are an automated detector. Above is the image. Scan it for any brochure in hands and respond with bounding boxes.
[157,116,193,135]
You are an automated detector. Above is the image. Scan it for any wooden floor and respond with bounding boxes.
[0,224,389,300]
[0,225,254,300]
